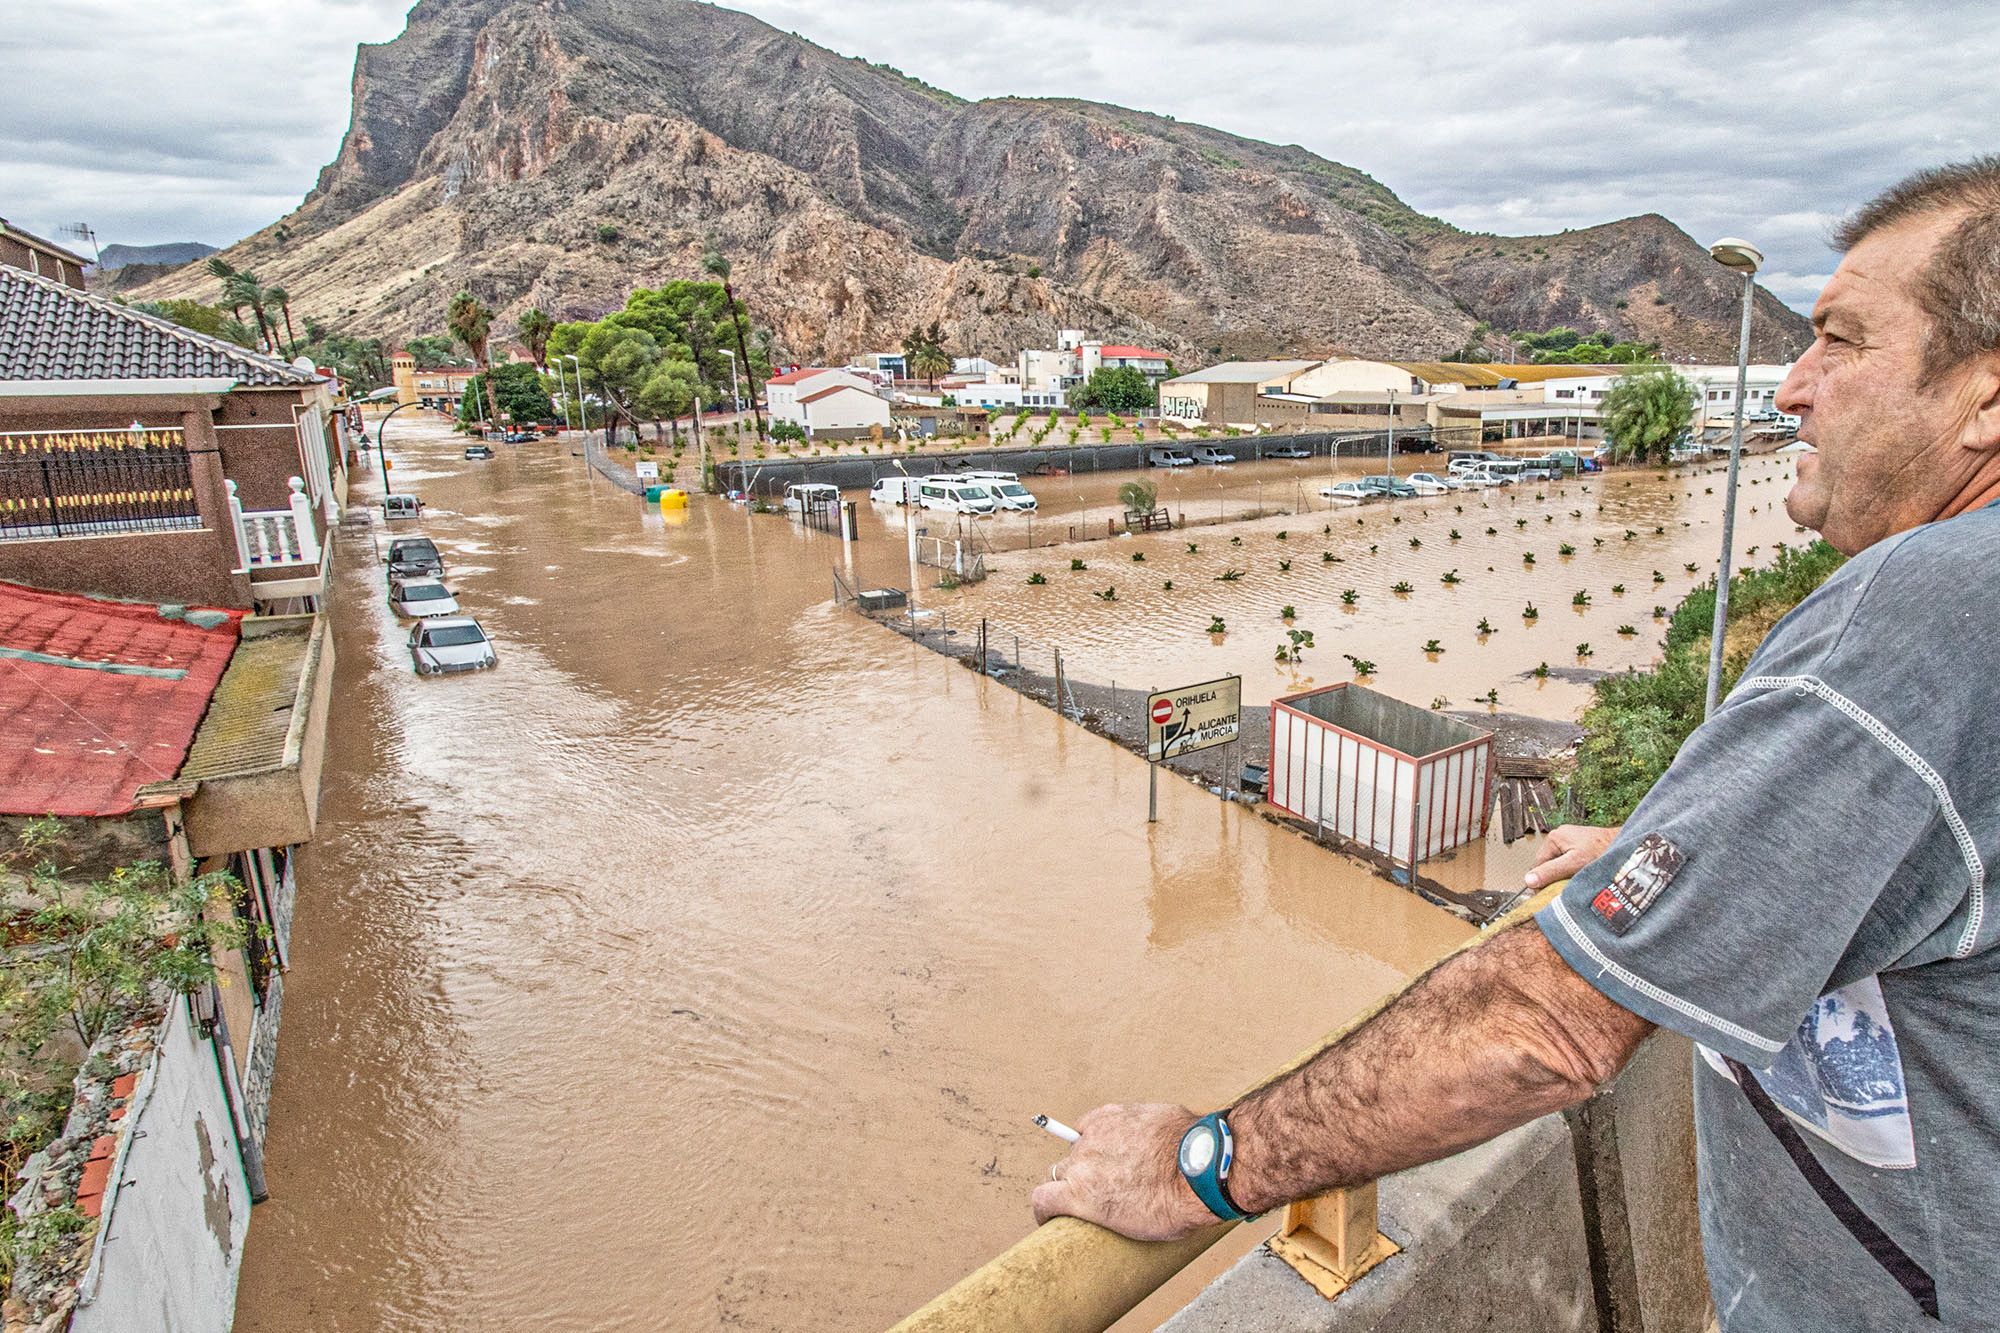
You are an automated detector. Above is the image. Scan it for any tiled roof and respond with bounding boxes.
[1098,345,1168,360]
[765,367,842,385]
[0,582,241,817]
[1386,361,1627,387]
[799,383,879,405]
[0,265,317,386]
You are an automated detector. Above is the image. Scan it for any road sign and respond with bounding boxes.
[1146,676,1242,763]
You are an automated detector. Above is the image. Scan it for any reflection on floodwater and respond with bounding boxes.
[235,423,1479,1331]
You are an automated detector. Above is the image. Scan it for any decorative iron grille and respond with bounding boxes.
[0,428,201,539]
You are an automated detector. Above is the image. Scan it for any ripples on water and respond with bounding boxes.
[236,426,1473,1331]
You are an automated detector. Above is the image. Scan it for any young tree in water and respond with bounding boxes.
[1601,366,1697,464]
[447,289,502,431]
[702,251,765,439]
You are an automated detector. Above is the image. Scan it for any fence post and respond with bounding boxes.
[226,480,251,570]
[1267,1183,1399,1300]
[288,476,320,563]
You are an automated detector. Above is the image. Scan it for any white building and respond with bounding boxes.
[1017,330,1172,400]
[766,368,891,432]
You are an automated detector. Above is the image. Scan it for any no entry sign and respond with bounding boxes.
[1146,676,1242,762]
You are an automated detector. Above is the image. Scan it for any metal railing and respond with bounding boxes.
[0,428,199,540]
[890,884,1563,1332]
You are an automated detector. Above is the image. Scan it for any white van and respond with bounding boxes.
[917,477,998,514]
[870,475,923,505]
[783,482,842,514]
[955,470,1039,511]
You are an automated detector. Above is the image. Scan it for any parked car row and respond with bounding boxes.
[867,470,1040,514]
[384,536,497,676]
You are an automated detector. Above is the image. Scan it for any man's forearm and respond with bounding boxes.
[1225,922,1653,1214]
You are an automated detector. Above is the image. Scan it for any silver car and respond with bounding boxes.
[409,617,497,675]
[388,577,460,619]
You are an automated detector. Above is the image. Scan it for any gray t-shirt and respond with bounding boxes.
[1538,500,2000,1331]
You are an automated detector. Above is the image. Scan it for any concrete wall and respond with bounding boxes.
[70,1000,252,1333]
[1163,1033,1707,1333]
[715,429,1437,497]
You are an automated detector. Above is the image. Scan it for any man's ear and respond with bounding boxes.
[1961,352,2000,455]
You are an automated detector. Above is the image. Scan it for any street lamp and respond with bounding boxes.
[366,385,415,501]
[561,354,586,441]
[1703,236,1764,719]
[1385,388,1397,475]
[722,349,741,417]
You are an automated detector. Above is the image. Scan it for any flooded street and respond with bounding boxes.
[235,422,1474,1331]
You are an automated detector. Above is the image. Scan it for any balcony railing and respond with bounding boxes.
[0,427,200,540]
[891,884,1562,1333]
[229,477,321,571]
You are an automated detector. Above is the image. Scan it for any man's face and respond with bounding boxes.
[1776,212,1979,554]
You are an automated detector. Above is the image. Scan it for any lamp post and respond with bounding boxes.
[1703,236,1764,719]
[562,354,586,441]
[366,387,415,501]
[723,349,742,417]
[1385,388,1397,475]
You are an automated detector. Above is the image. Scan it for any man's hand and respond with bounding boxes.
[1030,1103,1221,1241]
[1525,823,1622,889]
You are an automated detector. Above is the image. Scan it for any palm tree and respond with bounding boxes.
[447,290,502,430]
[265,286,298,356]
[702,251,764,438]
[911,343,951,390]
[225,271,276,352]
[206,258,246,326]
[515,308,554,369]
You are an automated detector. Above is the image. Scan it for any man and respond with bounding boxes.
[1034,158,2000,1331]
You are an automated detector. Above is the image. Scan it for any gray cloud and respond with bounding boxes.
[5,0,1993,314]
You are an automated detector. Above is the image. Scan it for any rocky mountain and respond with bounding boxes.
[96,241,218,271]
[129,0,1811,366]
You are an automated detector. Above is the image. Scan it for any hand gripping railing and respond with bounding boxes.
[888,883,1565,1333]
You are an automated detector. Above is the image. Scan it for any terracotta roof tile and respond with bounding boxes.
[0,583,241,817]
[77,1157,111,1200]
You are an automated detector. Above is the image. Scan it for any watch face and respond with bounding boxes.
[1179,1124,1217,1176]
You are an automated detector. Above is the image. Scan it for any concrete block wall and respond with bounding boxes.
[1164,1033,1707,1333]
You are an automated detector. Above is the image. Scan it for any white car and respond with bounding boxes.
[1189,445,1236,465]
[409,617,497,675]
[1320,480,1376,505]
[388,577,460,618]
[1404,473,1453,495]
[1146,447,1196,467]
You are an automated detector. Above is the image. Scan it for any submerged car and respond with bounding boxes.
[1264,442,1313,459]
[1145,447,1195,468]
[1359,475,1420,499]
[386,537,444,579]
[465,444,495,459]
[1189,445,1236,465]
[409,617,497,675]
[388,577,460,619]
[1320,480,1377,505]
[1404,472,1454,495]
[501,431,538,443]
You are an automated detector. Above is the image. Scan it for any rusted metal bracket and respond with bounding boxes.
[1266,1183,1400,1300]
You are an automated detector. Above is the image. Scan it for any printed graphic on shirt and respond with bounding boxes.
[1701,976,1916,1170]
[1589,832,1688,935]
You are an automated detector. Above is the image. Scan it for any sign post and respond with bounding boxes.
[1145,676,1243,824]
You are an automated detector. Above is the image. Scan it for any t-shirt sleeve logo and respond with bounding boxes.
[1590,832,1687,935]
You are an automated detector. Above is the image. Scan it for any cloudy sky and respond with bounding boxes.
[5,0,1992,311]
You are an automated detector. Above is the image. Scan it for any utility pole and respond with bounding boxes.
[1385,388,1397,474]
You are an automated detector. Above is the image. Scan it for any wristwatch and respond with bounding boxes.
[1178,1111,1254,1221]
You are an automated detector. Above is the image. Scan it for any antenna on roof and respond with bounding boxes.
[56,223,100,266]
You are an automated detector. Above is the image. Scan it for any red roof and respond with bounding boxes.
[766,367,843,386]
[799,383,878,405]
[1098,345,1168,360]
[0,583,241,818]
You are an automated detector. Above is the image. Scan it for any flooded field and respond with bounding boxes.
[234,421,1475,1331]
[896,454,1804,717]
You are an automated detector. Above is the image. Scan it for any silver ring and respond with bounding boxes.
[1049,1163,1063,1181]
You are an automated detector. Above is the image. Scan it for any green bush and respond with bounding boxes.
[1564,541,1844,823]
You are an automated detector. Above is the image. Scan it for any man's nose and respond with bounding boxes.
[1775,343,1818,415]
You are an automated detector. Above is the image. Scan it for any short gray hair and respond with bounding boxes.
[1834,156,2000,384]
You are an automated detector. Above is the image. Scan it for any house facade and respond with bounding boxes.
[0,217,90,290]
[390,349,479,413]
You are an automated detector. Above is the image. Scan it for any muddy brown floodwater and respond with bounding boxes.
[233,420,1476,1332]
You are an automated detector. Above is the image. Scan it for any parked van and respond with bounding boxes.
[1448,450,1503,470]
[870,475,923,505]
[1146,447,1195,468]
[917,477,998,514]
[783,482,842,514]
[955,471,1039,511]
[1463,460,1525,485]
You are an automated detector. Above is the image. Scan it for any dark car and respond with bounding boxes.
[386,537,444,580]
[1359,474,1419,499]
[465,444,494,459]
[502,431,537,444]
[1265,443,1314,459]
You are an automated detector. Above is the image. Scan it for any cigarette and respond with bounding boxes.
[1034,1114,1080,1143]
